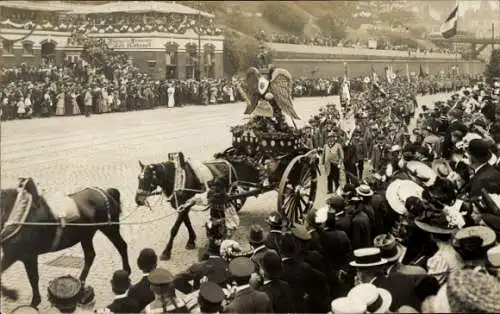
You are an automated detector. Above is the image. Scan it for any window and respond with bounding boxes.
[23,42,33,55]
[165,43,178,65]
[3,40,13,55]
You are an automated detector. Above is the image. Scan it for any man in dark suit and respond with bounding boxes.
[259,250,294,313]
[128,248,157,312]
[319,207,353,299]
[106,270,139,313]
[280,233,330,313]
[466,138,500,197]
[264,212,284,256]
[174,241,230,294]
[349,197,372,250]
[224,257,272,313]
[249,224,270,271]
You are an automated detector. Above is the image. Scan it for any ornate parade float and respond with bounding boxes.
[212,40,321,223]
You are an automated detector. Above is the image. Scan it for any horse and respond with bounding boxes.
[135,152,262,261]
[0,178,130,308]
[135,159,202,261]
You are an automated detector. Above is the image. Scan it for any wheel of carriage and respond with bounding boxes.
[228,184,247,212]
[277,153,319,225]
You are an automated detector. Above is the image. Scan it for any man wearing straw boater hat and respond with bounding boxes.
[372,233,440,312]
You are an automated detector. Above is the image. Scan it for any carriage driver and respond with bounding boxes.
[206,178,240,237]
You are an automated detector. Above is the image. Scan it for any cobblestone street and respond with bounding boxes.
[0,97,334,313]
[0,94,445,312]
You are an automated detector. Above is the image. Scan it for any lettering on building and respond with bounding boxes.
[105,38,153,49]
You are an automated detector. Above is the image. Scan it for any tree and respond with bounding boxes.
[261,2,308,35]
[316,14,347,40]
[486,49,500,85]
[223,30,260,76]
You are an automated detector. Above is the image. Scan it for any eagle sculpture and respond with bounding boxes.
[244,67,300,120]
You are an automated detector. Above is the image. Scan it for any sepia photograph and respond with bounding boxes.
[1,0,500,313]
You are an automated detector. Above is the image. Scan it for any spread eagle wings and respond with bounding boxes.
[243,67,261,115]
[269,68,301,120]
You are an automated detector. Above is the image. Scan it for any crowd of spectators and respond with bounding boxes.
[0,11,221,36]
[264,32,465,57]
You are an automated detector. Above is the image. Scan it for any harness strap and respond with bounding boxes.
[50,187,112,250]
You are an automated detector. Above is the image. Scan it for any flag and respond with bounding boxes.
[371,65,378,85]
[440,3,458,39]
[385,66,392,84]
[419,64,425,78]
[405,64,410,82]
[340,62,351,107]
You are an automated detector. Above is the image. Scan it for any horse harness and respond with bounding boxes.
[51,187,114,250]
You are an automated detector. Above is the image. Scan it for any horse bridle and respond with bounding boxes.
[138,162,171,197]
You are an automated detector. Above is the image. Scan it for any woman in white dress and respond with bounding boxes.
[17,98,26,118]
[101,88,109,113]
[24,94,32,115]
[167,84,175,108]
[71,91,80,115]
[55,90,65,116]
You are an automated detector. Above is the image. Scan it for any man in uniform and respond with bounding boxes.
[146,268,189,313]
[47,275,94,314]
[194,281,225,314]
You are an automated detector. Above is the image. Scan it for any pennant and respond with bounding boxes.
[419,64,425,78]
[371,65,378,85]
[440,3,458,39]
[385,66,391,84]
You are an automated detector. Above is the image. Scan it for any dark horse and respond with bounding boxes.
[0,178,130,307]
[135,153,261,261]
[135,159,202,261]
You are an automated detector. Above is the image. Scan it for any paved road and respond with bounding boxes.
[0,96,336,312]
[0,93,448,312]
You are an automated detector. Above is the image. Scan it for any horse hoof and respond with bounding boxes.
[160,251,171,261]
[185,242,196,250]
[2,288,18,301]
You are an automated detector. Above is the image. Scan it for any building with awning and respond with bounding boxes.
[66,1,214,18]
[0,1,224,79]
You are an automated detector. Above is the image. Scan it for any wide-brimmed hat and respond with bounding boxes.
[350,247,388,268]
[330,297,367,314]
[445,269,500,313]
[406,161,437,187]
[487,244,500,268]
[432,159,452,179]
[373,233,403,262]
[414,220,456,235]
[385,180,424,215]
[356,184,374,197]
[452,226,497,260]
[347,283,392,313]
[248,224,266,245]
